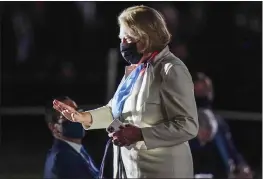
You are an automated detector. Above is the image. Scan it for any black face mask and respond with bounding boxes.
[195,96,212,108]
[120,43,143,64]
[61,120,85,139]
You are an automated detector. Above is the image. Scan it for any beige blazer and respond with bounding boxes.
[83,46,199,178]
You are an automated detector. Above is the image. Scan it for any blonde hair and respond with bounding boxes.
[118,5,172,53]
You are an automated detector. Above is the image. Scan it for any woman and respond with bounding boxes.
[53,5,198,178]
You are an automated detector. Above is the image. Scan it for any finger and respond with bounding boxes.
[61,110,68,118]
[53,100,62,110]
[53,103,66,113]
[54,100,75,112]
[53,104,61,112]
[112,139,119,146]
[119,125,125,130]
[70,111,81,122]
[109,133,122,141]
[124,123,133,127]
[108,132,120,138]
[53,101,64,112]
[112,139,124,147]
[71,113,76,122]
[59,104,73,112]
[113,134,126,144]
[111,130,122,138]
[108,133,114,137]
[61,110,73,121]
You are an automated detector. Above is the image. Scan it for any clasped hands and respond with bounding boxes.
[53,99,143,147]
[108,124,143,147]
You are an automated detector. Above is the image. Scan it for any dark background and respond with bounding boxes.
[0,1,262,178]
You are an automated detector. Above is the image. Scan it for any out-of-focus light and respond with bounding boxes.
[249,18,261,32]
[190,5,204,20]
[75,1,97,24]
[242,42,251,49]
[235,14,247,27]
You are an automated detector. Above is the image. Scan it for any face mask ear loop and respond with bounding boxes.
[138,51,159,65]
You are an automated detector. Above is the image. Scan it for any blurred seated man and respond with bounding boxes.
[44,96,99,179]
[190,72,253,179]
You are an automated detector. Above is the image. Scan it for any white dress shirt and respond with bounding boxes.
[63,139,82,153]
[61,139,88,161]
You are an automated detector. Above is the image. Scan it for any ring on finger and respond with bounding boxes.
[71,113,76,122]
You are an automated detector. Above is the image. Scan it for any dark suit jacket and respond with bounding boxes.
[190,108,247,179]
[44,139,97,179]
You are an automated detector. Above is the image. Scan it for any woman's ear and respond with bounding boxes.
[139,34,151,54]
[136,39,147,54]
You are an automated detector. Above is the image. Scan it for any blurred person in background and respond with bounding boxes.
[44,96,99,179]
[190,72,253,179]
[170,40,190,64]
[53,5,198,178]
[75,1,97,26]
[151,3,196,73]
[12,10,33,63]
[150,3,179,37]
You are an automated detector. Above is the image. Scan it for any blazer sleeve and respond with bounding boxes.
[82,100,114,130]
[141,64,199,149]
[82,75,126,130]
